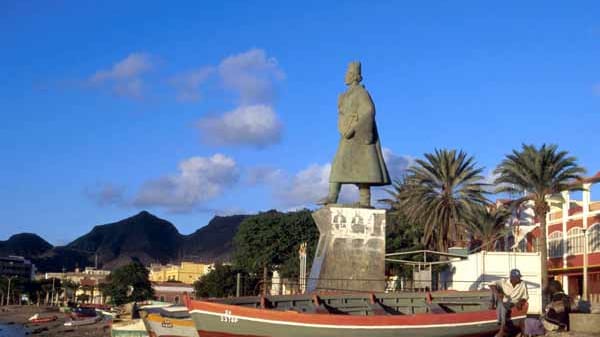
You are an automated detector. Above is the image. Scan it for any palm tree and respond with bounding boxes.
[392,149,489,252]
[80,284,94,303]
[62,280,79,304]
[41,282,53,305]
[466,206,511,252]
[0,278,6,306]
[494,144,585,291]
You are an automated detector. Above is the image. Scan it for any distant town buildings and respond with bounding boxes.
[0,255,36,280]
[149,261,213,284]
[152,282,194,304]
[44,267,111,304]
[504,172,600,300]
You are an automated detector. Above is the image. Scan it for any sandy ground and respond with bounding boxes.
[0,306,110,337]
[1,305,598,337]
[546,332,600,337]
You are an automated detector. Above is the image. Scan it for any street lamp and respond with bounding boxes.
[5,275,16,306]
[582,227,589,302]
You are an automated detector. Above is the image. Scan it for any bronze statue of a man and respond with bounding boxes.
[321,62,390,207]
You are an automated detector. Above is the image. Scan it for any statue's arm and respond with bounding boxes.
[337,95,345,135]
[338,94,356,139]
[356,91,375,144]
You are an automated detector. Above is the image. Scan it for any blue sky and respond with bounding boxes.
[1,1,599,244]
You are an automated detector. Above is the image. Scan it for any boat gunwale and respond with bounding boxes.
[185,298,528,327]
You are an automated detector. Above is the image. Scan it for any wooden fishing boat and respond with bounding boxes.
[141,306,198,337]
[70,307,98,318]
[27,313,58,323]
[64,315,102,326]
[111,319,149,337]
[185,291,528,337]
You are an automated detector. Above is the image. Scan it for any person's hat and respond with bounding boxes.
[510,269,522,278]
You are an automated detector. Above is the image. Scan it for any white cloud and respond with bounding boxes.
[87,52,154,99]
[382,148,413,181]
[133,154,239,213]
[276,163,332,207]
[246,166,284,185]
[193,49,285,147]
[169,67,215,102]
[255,149,412,209]
[218,48,285,105]
[91,53,153,82]
[254,163,352,209]
[198,104,282,147]
[85,183,126,207]
[113,77,144,99]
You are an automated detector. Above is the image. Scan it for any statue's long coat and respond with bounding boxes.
[330,84,390,185]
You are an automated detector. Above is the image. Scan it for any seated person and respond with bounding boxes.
[542,280,570,331]
[489,269,529,337]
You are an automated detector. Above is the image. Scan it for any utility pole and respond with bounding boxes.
[51,277,55,306]
[299,242,307,294]
[583,228,589,301]
[236,273,241,297]
[6,276,16,306]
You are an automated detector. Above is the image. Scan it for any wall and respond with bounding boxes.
[442,251,542,314]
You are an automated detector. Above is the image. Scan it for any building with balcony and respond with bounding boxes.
[0,255,36,280]
[152,282,194,304]
[44,267,111,304]
[507,172,600,299]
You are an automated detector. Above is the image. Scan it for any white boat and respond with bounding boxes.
[64,315,102,326]
[110,319,149,337]
[142,306,198,337]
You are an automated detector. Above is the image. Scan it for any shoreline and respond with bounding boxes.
[0,306,110,337]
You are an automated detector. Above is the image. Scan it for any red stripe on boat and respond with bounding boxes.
[198,331,265,337]
[187,299,528,327]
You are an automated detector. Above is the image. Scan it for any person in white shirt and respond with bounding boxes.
[490,269,529,337]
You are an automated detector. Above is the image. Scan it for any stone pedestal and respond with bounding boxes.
[569,313,600,333]
[307,206,386,293]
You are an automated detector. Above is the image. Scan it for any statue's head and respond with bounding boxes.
[344,61,362,85]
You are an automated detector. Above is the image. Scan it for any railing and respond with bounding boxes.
[234,276,493,297]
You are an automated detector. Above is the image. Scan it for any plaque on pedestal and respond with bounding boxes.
[307,206,386,293]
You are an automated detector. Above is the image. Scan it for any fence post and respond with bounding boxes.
[236,273,241,297]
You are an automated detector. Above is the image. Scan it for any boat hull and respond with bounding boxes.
[143,313,198,337]
[111,319,149,337]
[188,301,527,337]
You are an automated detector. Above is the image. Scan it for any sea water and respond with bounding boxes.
[0,323,27,337]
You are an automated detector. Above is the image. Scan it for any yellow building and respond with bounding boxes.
[149,262,213,284]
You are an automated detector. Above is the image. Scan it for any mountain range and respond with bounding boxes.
[0,211,248,272]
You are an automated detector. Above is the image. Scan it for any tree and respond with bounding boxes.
[233,209,319,279]
[391,149,488,252]
[466,206,511,252]
[22,279,43,305]
[0,278,6,306]
[77,293,90,303]
[494,143,585,291]
[40,280,54,305]
[193,264,255,298]
[385,211,428,280]
[80,284,94,303]
[102,262,154,306]
[62,280,79,304]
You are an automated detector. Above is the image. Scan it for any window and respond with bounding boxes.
[567,227,585,255]
[530,236,538,252]
[589,224,600,253]
[548,231,563,258]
